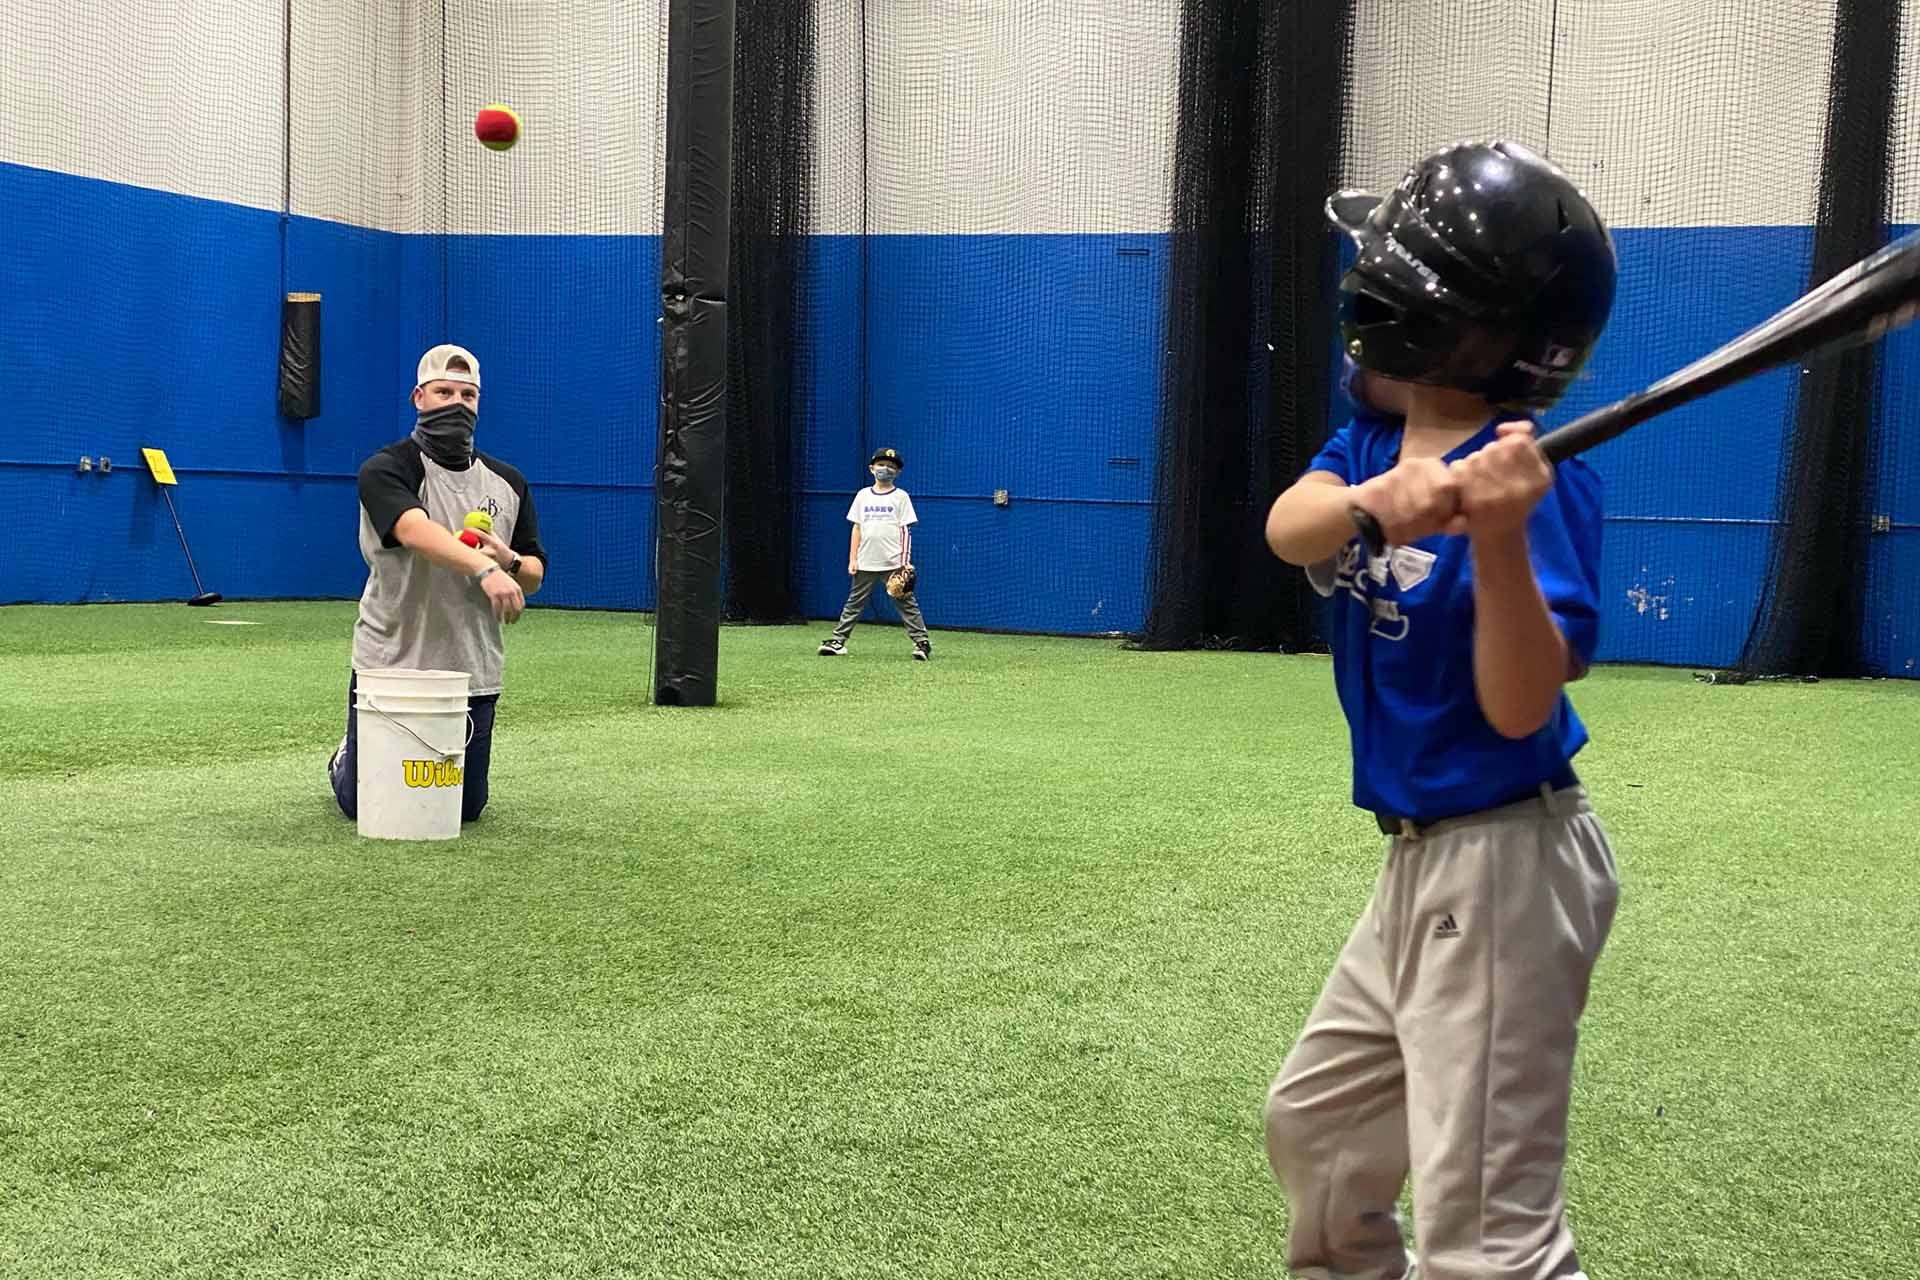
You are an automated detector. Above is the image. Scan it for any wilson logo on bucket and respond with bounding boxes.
[402,759,464,788]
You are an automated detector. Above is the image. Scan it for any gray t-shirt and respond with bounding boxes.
[352,439,547,696]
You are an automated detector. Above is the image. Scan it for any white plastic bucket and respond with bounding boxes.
[354,668,472,841]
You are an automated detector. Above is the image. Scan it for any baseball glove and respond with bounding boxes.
[886,564,917,599]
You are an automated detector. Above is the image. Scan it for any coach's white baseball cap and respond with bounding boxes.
[416,343,481,389]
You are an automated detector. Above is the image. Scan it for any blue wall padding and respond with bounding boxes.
[6,163,1916,674]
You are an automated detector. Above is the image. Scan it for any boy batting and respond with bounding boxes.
[1262,140,1620,1280]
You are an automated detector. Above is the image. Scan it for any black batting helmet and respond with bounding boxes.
[1326,139,1617,410]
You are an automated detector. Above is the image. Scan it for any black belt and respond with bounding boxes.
[1374,767,1579,838]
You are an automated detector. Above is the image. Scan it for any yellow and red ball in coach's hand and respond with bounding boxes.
[457,510,492,549]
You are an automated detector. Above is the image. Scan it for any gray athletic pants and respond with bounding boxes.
[831,569,928,644]
[1264,786,1619,1280]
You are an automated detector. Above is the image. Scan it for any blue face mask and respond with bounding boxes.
[871,466,899,485]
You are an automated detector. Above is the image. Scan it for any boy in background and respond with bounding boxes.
[818,447,932,661]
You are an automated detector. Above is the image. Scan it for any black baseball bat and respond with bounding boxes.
[1350,225,1920,556]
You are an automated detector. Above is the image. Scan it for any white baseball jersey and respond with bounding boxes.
[848,486,917,571]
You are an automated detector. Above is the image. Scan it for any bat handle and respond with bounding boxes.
[1349,505,1387,558]
[1345,431,1558,557]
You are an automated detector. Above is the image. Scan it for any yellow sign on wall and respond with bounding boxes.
[141,448,178,486]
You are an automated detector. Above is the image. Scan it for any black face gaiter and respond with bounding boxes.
[413,402,477,468]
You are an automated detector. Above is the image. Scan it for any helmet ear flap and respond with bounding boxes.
[1350,287,1455,355]
[1400,307,1460,353]
[1350,291,1400,329]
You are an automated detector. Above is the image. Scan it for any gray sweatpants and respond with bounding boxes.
[1264,786,1619,1280]
[831,569,928,644]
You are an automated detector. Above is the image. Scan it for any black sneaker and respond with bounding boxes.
[818,638,846,656]
[912,640,931,662]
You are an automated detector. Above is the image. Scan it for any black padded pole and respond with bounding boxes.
[654,0,736,705]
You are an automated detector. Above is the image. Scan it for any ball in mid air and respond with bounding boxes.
[474,105,521,152]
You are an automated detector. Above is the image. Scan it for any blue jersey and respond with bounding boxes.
[1305,411,1604,821]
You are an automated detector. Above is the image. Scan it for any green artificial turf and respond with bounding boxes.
[1,602,1915,1278]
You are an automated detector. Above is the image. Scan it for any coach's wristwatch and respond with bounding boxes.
[507,554,523,577]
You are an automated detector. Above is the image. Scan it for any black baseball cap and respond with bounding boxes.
[870,448,904,470]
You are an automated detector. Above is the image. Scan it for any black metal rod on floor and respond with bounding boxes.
[160,487,207,597]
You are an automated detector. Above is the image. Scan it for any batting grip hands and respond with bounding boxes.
[1349,423,1552,555]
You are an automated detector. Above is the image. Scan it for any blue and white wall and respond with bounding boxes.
[1880,8,1920,679]
[4,0,667,610]
[8,1,318,604]
[6,1,1917,673]
[1342,1,1920,673]
[797,2,1178,634]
